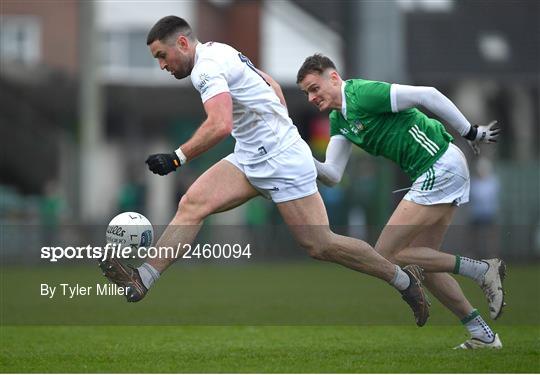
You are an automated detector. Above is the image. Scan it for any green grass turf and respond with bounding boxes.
[1,263,539,372]
[1,325,539,373]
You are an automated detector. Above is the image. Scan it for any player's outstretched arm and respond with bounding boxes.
[314,135,352,186]
[146,92,233,176]
[390,84,500,155]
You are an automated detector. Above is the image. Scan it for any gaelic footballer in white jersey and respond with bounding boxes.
[190,42,300,165]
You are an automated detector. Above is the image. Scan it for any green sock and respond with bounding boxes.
[453,255,461,274]
[460,309,480,324]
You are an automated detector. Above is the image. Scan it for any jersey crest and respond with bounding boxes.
[351,119,365,134]
[344,119,364,135]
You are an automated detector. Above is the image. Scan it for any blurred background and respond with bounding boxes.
[1,0,539,261]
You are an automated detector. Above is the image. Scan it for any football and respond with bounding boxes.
[105,212,154,250]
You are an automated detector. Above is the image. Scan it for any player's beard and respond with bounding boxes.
[173,56,194,79]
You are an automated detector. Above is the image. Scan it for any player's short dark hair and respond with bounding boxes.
[296,54,337,84]
[146,16,195,45]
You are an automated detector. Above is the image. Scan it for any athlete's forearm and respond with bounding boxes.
[179,118,231,162]
[391,84,472,136]
[315,136,352,186]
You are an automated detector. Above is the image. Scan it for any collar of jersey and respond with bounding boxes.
[194,42,202,65]
[340,81,347,118]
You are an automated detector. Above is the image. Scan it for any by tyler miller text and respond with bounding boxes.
[41,283,127,299]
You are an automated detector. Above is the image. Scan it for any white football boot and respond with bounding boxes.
[478,259,506,319]
[454,333,503,350]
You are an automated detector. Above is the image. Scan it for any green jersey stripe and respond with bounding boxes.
[409,127,438,155]
[411,125,440,153]
[408,128,436,156]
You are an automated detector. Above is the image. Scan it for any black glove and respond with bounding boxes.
[145,152,180,176]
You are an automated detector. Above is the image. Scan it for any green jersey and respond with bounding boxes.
[329,79,453,180]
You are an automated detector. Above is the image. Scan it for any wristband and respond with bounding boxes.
[464,125,478,141]
[175,147,187,165]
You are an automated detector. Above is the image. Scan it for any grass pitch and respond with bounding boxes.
[1,325,539,373]
[1,263,539,373]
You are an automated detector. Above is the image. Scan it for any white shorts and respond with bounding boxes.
[404,143,470,206]
[224,139,318,203]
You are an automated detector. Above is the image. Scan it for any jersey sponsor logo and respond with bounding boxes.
[339,128,350,136]
[408,124,440,156]
[197,73,210,93]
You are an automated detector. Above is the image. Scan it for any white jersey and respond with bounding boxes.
[190,42,300,165]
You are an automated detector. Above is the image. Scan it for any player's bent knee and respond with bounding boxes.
[295,231,334,261]
[301,240,332,261]
[306,245,329,261]
[176,192,209,223]
[308,231,344,261]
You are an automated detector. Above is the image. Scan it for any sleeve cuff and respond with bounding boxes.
[390,84,399,113]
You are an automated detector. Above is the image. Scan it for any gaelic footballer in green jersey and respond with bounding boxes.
[328,79,453,181]
[297,54,504,350]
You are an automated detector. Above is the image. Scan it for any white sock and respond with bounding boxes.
[137,263,160,289]
[389,265,411,291]
[454,256,488,283]
[462,309,495,342]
